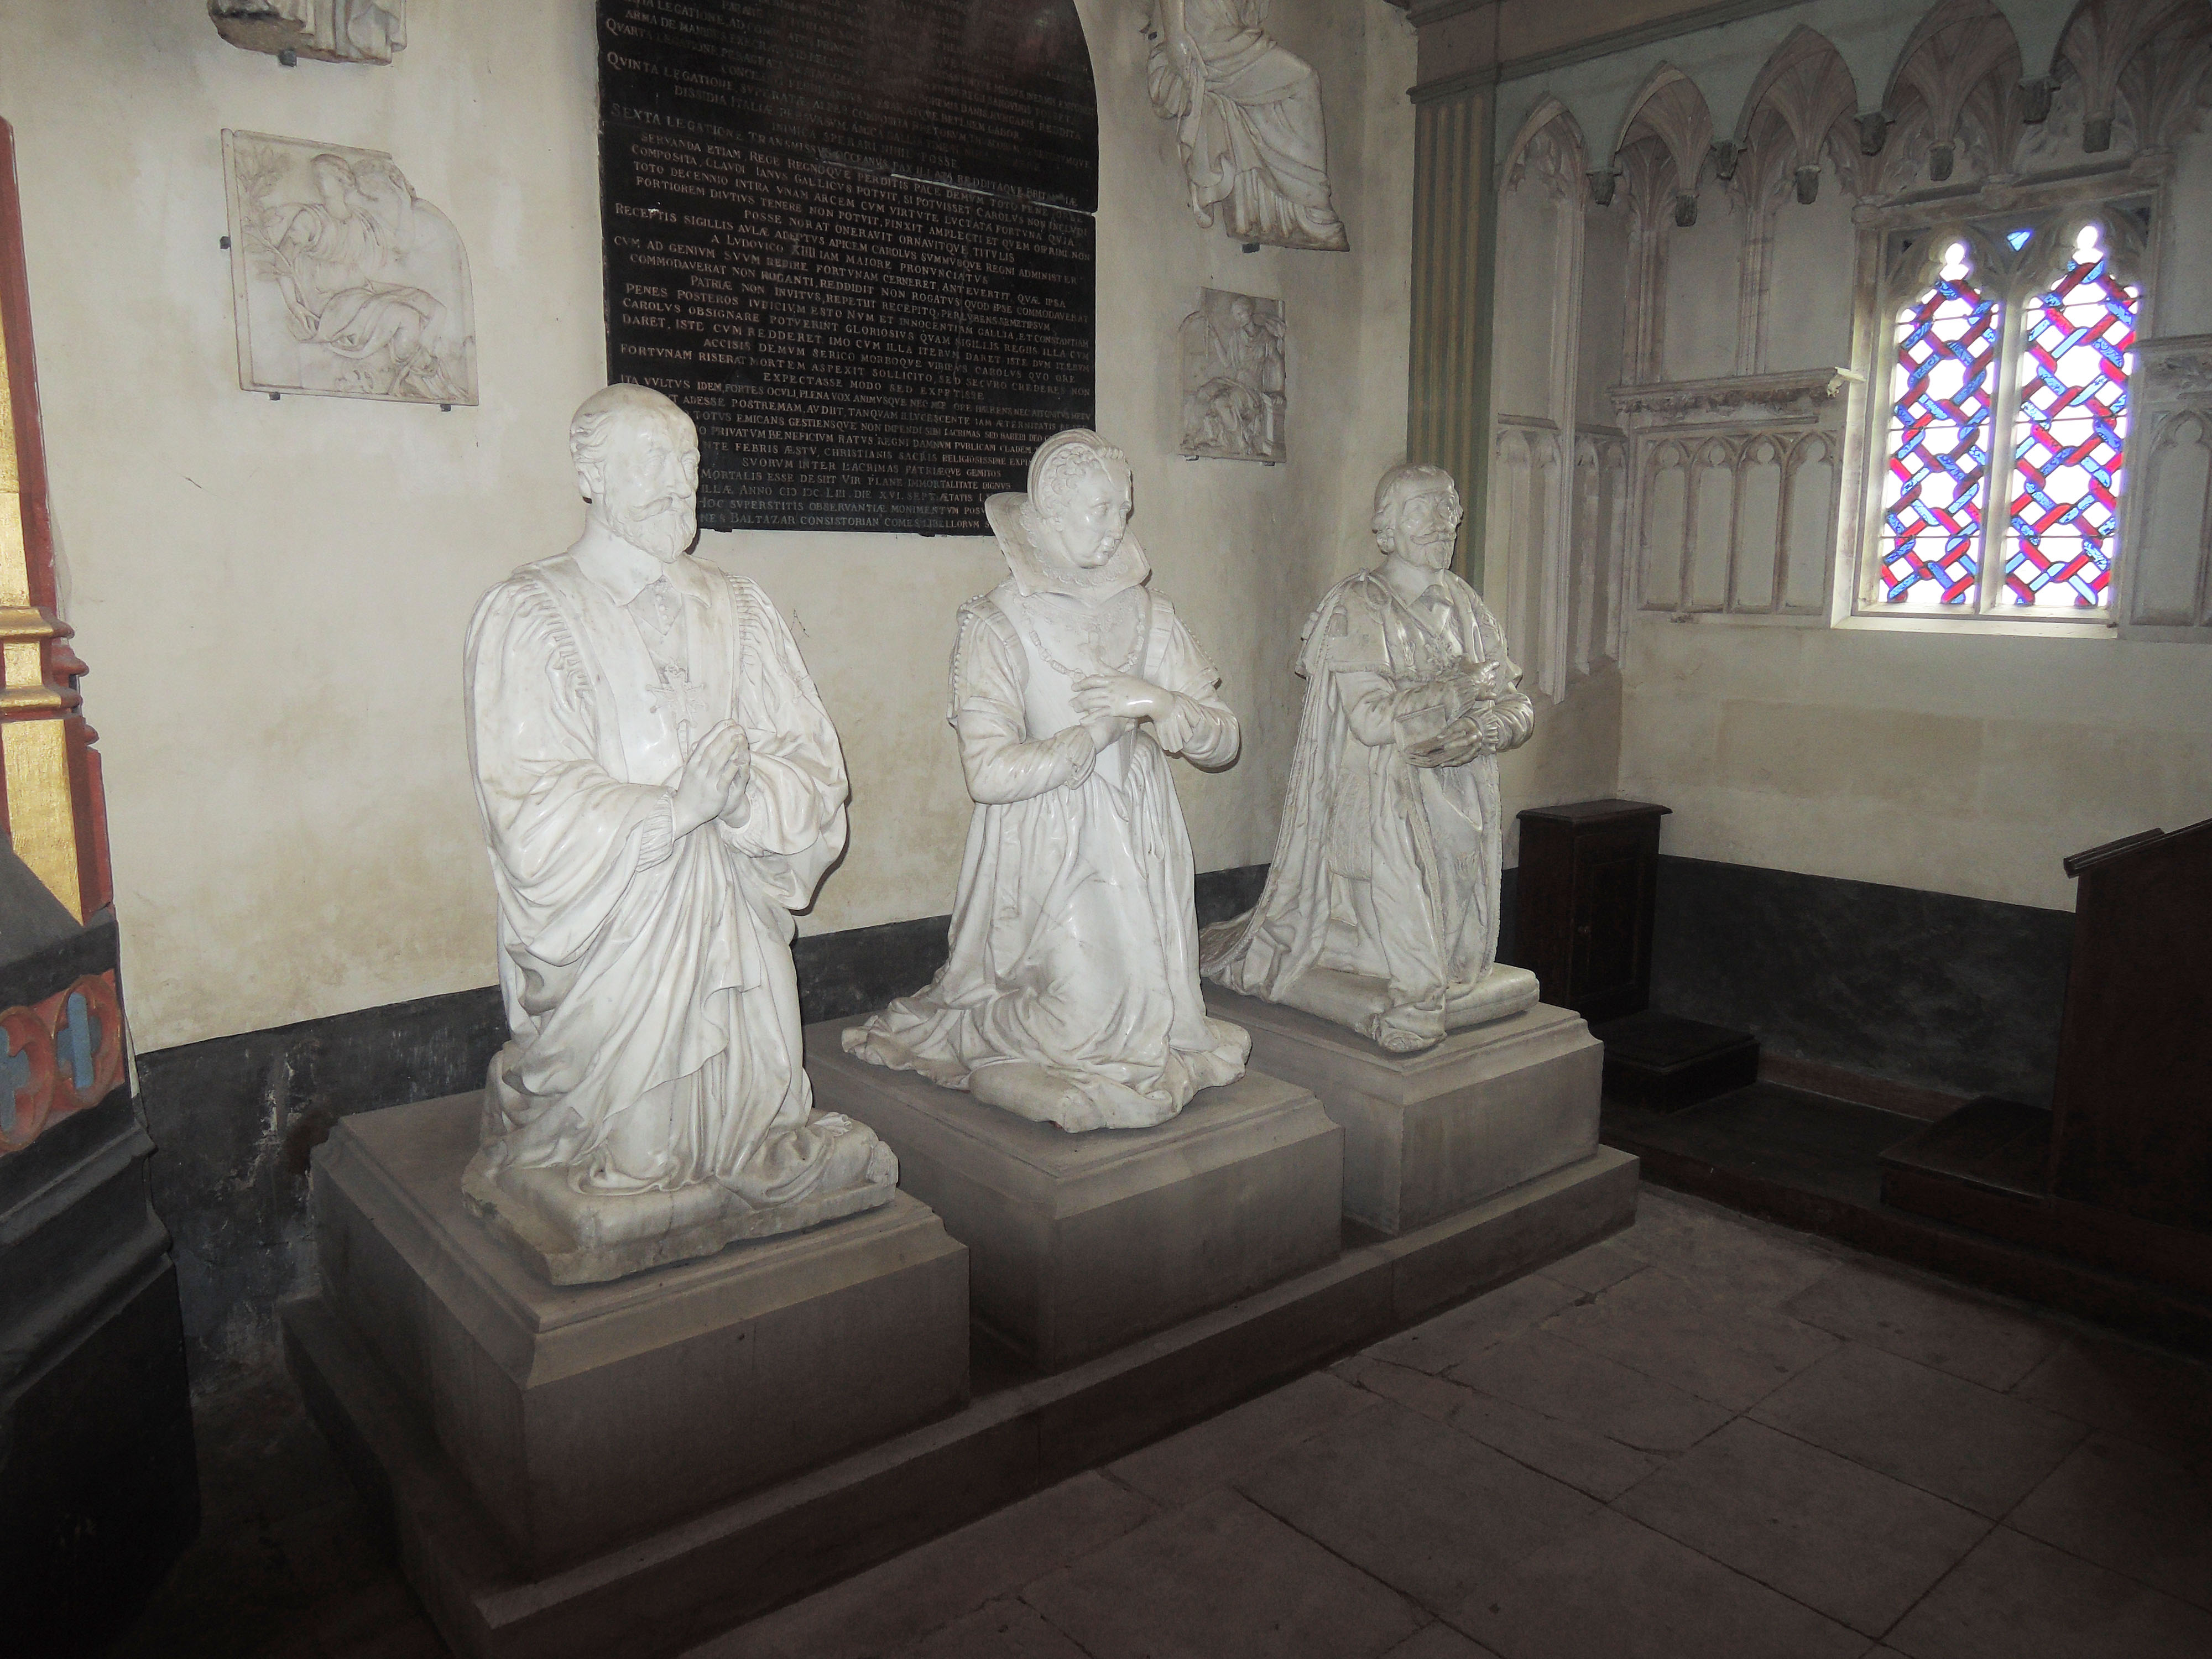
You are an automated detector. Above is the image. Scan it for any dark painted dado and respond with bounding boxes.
[137,866,1271,1381]
[1648,855,2075,1106]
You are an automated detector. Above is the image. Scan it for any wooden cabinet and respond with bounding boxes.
[1514,800,1670,1020]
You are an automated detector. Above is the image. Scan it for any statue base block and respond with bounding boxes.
[461,1127,899,1286]
[806,1021,1344,1370]
[312,1094,969,1574]
[1206,988,1603,1235]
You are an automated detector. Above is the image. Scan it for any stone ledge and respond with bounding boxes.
[285,1145,1639,1659]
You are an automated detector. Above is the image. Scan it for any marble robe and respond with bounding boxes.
[843,497,1250,1130]
[465,533,879,1202]
[1202,567,1533,1045]
[1147,0,1349,251]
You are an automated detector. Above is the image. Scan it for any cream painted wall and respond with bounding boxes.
[1621,620,2212,911]
[0,0,1416,1052]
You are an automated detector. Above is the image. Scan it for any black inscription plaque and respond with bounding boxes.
[599,0,1098,534]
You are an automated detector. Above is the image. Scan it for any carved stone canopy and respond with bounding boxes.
[208,0,405,66]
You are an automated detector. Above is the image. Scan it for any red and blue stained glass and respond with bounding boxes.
[2004,225,2137,608]
[1882,243,1997,604]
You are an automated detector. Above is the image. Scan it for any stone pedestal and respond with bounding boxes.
[1206,988,1602,1235]
[311,1093,969,1574]
[806,1022,1344,1370]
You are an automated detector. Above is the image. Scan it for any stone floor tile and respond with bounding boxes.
[1751,1341,2087,1517]
[1446,1507,1869,1659]
[1540,1266,1840,1411]
[1107,1369,1379,1507]
[2011,1335,2212,1466]
[1886,1526,2212,1659]
[1780,1260,2064,1391]
[696,1472,1156,1659]
[888,1598,1091,1659]
[1379,1622,1504,1659]
[1613,1417,1990,1636]
[1333,1352,1468,1422]
[1020,1488,1424,1659]
[1365,1273,1583,1375]
[1610,1188,1843,1306]
[2007,1432,2212,1611]
[331,1619,452,1659]
[1449,1328,1733,1454]
[1238,1399,1599,1613]
[1446,1385,1660,1501]
[1533,1235,1646,1295]
[1339,1352,1661,1500]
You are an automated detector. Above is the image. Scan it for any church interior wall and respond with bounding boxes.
[0,0,1417,1376]
[1485,0,2212,922]
[0,0,1415,1068]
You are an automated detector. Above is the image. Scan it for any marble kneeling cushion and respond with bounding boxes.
[312,1094,969,1575]
[807,1021,1344,1371]
[1207,983,1602,1235]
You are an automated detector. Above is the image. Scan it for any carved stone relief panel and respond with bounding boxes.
[1178,289,1286,463]
[209,1,404,66]
[221,131,476,405]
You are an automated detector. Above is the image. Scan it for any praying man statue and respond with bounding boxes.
[843,429,1250,1132]
[1202,463,1540,1053]
[461,384,892,1281]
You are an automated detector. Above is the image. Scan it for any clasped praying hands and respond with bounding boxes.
[670,718,752,835]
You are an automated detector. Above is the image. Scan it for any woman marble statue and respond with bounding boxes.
[1144,0,1349,252]
[843,430,1250,1132]
[463,385,890,1264]
[1201,463,1537,1054]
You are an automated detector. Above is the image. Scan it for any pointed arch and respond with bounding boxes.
[1503,96,1588,188]
[1735,26,1863,202]
[1613,66,1715,186]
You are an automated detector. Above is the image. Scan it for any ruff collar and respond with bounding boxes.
[985,492,1152,603]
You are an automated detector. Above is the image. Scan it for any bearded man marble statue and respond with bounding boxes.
[461,384,893,1281]
[843,430,1250,1132]
[1202,463,1539,1054]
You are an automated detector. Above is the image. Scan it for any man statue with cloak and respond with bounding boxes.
[1202,463,1540,1053]
[462,384,892,1279]
[1144,0,1350,252]
[843,430,1250,1133]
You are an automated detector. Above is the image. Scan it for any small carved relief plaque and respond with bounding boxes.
[221,131,477,405]
[1179,289,1285,463]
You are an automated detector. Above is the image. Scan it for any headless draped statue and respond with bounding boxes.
[1144,0,1349,252]
[1202,464,1541,1053]
[462,384,893,1280]
[843,430,1250,1132]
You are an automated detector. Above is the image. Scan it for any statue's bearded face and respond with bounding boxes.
[1389,487,1464,570]
[1036,463,1133,571]
[590,413,700,561]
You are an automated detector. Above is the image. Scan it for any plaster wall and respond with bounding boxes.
[1621,621,2212,914]
[0,0,1418,1052]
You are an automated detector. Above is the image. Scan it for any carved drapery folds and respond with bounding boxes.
[209,1,405,66]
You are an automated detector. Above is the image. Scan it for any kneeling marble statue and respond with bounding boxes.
[1202,463,1538,1053]
[462,384,893,1281]
[844,429,1250,1131]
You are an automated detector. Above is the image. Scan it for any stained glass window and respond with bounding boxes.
[1871,216,2141,619]
[2003,223,2138,608]
[1882,241,1998,604]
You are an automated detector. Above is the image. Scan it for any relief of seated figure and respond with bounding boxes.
[843,429,1250,1131]
[1202,462,1540,1053]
